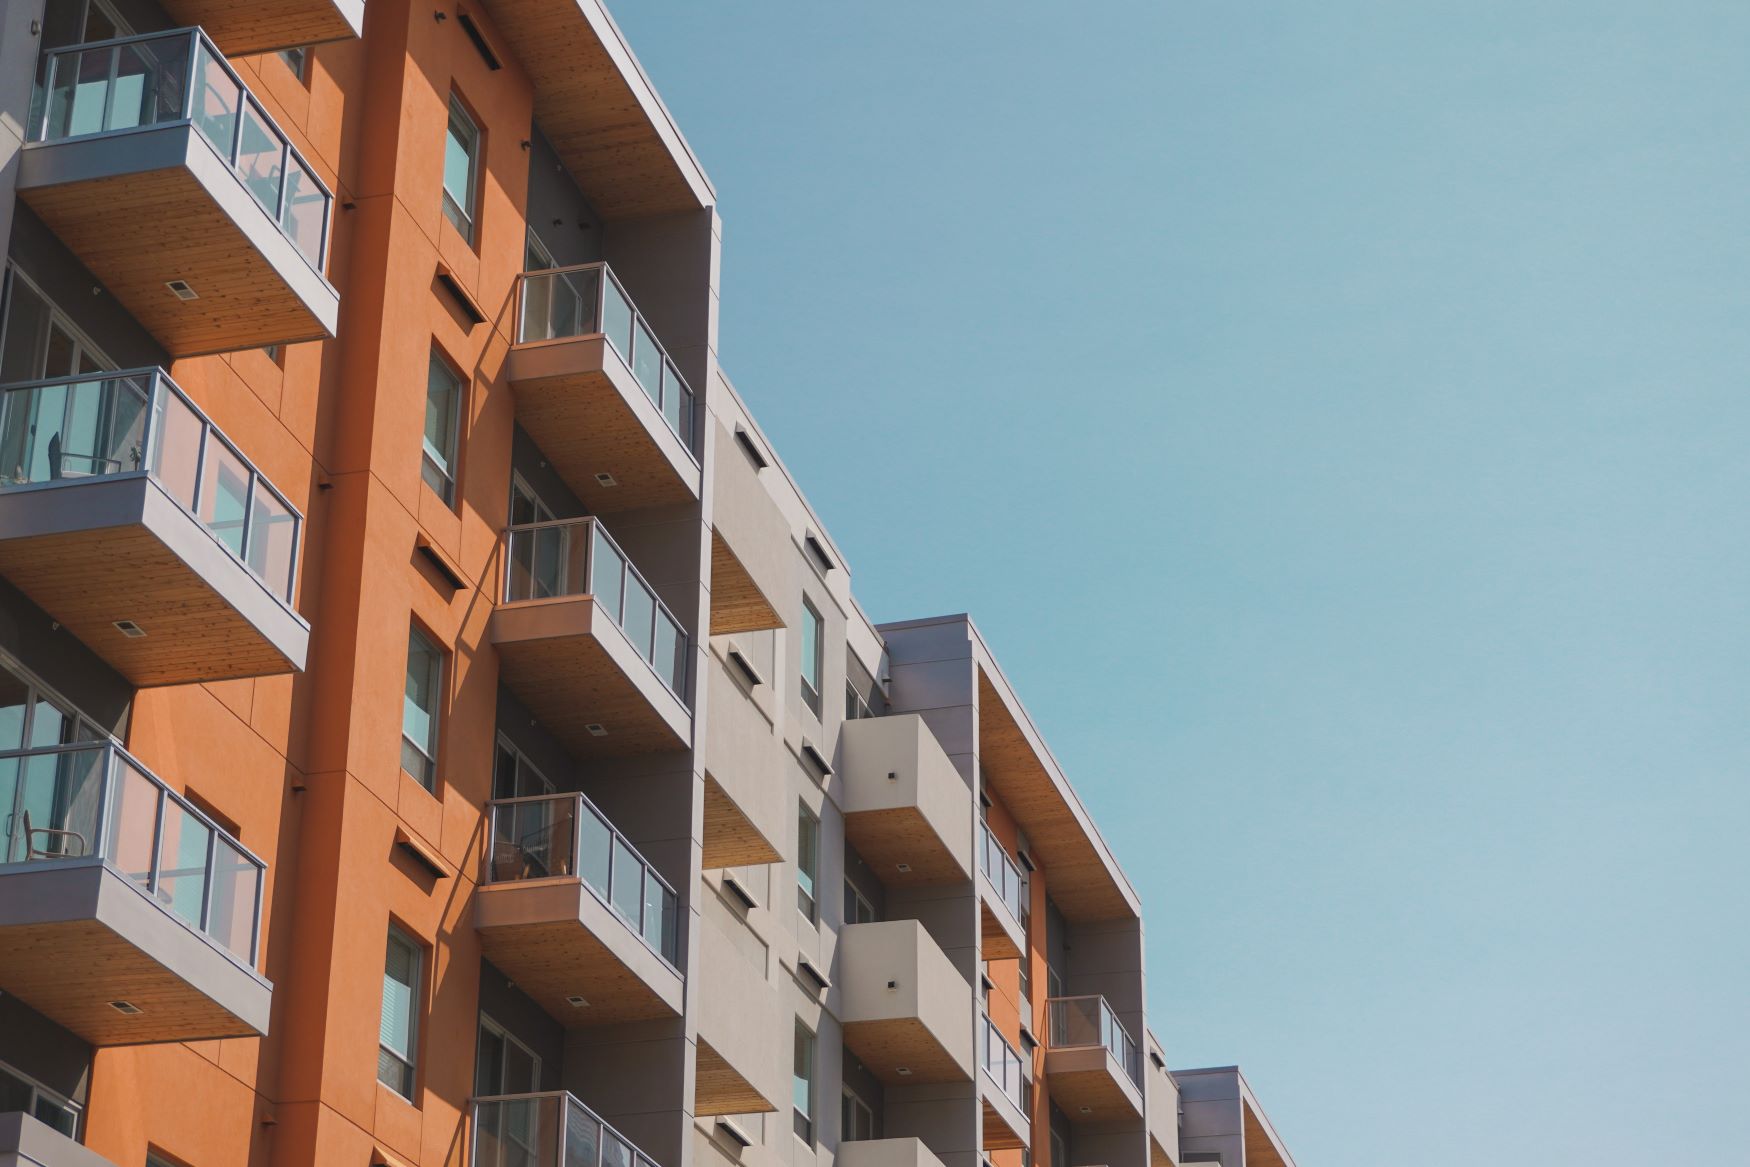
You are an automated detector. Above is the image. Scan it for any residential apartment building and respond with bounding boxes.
[0,4,1302,1167]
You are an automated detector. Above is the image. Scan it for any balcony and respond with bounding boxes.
[841,715,973,887]
[978,822,1026,960]
[1044,996,1143,1122]
[0,741,271,1044]
[839,920,974,1085]
[700,659,784,868]
[476,791,683,1026]
[511,264,700,514]
[472,1091,662,1167]
[0,1112,118,1167]
[0,370,308,685]
[492,517,691,757]
[1146,1035,1179,1167]
[19,29,338,357]
[158,0,365,55]
[695,910,783,1116]
[978,1014,1029,1150]
[837,1139,950,1167]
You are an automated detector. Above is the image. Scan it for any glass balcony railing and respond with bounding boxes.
[1047,995,1141,1085]
[0,740,264,964]
[502,516,687,699]
[472,1091,663,1167]
[515,263,697,458]
[486,791,680,968]
[0,369,303,606]
[30,28,333,271]
[979,821,1026,926]
[980,1014,1029,1116]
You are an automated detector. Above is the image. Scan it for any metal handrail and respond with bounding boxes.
[30,26,333,272]
[485,790,681,968]
[0,367,305,608]
[513,261,698,459]
[1046,994,1141,1085]
[0,738,266,965]
[470,1090,662,1167]
[500,515,688,699]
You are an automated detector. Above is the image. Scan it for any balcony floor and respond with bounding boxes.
[1044,1046,1143,1121]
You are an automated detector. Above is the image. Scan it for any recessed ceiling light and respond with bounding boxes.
[895,862,912,873]
[110,1000,143,1015]
[566,995,590,1008]
[1079,1106,1091,1115]
[114,620,146,638]
[586,724,608,737]
[895,1067,911,1076]
[165,279,198,301]
[595,472,618,487]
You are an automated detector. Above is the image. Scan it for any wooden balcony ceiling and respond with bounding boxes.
[709,531,782,635]
[981,1098,1027,1152]
[21,168,330,358]
[979,896,1022,961]
[844,804,964,886]
[0,916,259,1045]
[977,668,1136,922]
[1043,1048,1141,1121]
[478,916,678,1027]
[481,0,710,219]
[1244,1100,1292,1167]
[843,1017,970,1086]
[702,775,782,869]
[696,1039,777,1117]
[0,524,297,686]
[160,0,360,54]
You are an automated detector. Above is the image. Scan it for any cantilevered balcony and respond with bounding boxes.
[0,370,308,685]
[978,1014,1029,1150]
[978,822,1026,960]
[0,1111,119,1167]
[159,0,365,55]
[20,29,338,356]
[492,517,691,757]
[841,715,973,887]
[510,264,700,514]
[839,920,974,1085]
[1045,996,1143,1122]
[476,791,683,1026]
[0,741,271,1044]
[472,1091,664,1167]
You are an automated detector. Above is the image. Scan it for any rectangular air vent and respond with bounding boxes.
[165,280,198,301]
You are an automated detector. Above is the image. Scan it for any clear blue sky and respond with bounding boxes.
[613,3,1750,1162]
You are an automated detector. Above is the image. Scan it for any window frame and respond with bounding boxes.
[796,802,820,923]
[378,926,424,1100]
[442,94,481,243]
[792,1019,816,1144]
[843,878,875,926]
[276,46,310,84]
[422,348,464,506]
[400,626,445,790]
[0,1057,80,1139]
[840,1085,877,1143]
[475,1012,543,1096]
[799,596,823,716]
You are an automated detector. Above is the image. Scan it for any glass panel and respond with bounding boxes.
[652,610,681,694]
[631,318,662,406]
[600,277,634,359]
[247,484,297,601]
[197,437,250,557]
[589,526,625,621]
[106,755,161,886]
[149,383,205,511]
[207,834,258,956]
[237,100,285,213]
[156,799,211,931]
[564,1101,600,1167]
[280,151,327,266]
[641,877,672,957]
[576,801,611,894]
[601,1129,632,1167]
[191,43,241,158]
[621,577,655,661]
[519,267,597,344]
[660,362,685,436]
[0,672,27,751]
[609,834,643,926]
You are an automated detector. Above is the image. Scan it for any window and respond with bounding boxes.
[799,598,823,715]
[378,928,423,1099]
[792,1020,816,1143]
[277,46,309,82]
[1050,1126,1069,1167]
[423,350,463,504]
[843,879,875,925]
[442,95,480,241]
[844,680,874,721]
[401,628,444,789]
[796,803,819,922]
[0,1059,79,1138]
[841,1087,876,1142]
[475,1015,541,1095]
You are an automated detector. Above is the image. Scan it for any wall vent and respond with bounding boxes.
[114,620,147,638]
[109,1000,143,1015]
[165,280,198,301]
[585,723,608,737]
